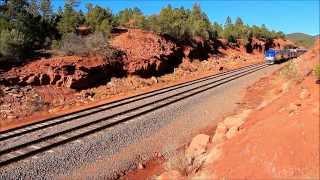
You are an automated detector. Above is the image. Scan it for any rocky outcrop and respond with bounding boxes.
[0,56,123,90]
[185,134,210,164]
[182,36,212,60]
[243,38,297,53]
[111,29,183,77]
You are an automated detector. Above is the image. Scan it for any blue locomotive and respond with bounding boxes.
[264,48,306,65]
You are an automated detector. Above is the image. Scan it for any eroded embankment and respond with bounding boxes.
[0,29,295,128]
[147,38,319,180]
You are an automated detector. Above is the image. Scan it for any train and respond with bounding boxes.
[264,48,307,65]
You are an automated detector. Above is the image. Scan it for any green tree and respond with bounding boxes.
[223,16,238,42]
[85,4,112,33]
[65,0,79,7]
[188,3,213,40]
[116,7,146,29]
[212,22,223,38]
[57,0,81,35]
[156,5,190,40]
[40,0,52,21]
[224,16,232,27]
[28,0,39,16]
[145,15,160,32]
[235,17,243,26]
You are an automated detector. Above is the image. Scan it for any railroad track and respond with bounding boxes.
[0,63,268,167]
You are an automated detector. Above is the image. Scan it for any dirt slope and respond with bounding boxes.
[195,37,320,179]
[111,29,182,77]
[209,78,319,178]
[150,38,319,180]
[0,56,123,90]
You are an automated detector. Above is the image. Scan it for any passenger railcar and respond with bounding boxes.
[264,48,305,65]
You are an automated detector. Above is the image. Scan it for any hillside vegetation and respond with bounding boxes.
[286,33,316,48]
[0,0,286,64]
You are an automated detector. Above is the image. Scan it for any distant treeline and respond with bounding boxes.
[0,0,285,62]
[286,33,317,48]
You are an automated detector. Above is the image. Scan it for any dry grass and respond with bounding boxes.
[314,64,320,80]
[280,60,300,80]
[165,150,189,176]
[29,95,49,113]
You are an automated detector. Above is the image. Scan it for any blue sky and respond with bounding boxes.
[53,0,320,35]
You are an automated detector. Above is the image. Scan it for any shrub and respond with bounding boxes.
[165,151,189,176]
[96,19,112,35]
[59,32,110,56]
[314,64,320,80]
[51,39,61,50]
[280,61,299,80]
[0,29,27,62]
[30,95,49,113]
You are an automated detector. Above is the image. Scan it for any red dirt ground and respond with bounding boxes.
[211,76,319,179]
[127,38,319,179]
[198,38,320,179]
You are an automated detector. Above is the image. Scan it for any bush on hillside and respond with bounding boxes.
[0,29,27,62]
[314,64,320,80]
[58,32,109,56]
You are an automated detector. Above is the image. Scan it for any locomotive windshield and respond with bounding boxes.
[265,49,277,57]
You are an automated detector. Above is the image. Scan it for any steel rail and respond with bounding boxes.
[0,63,261,141]
[0,64,268,166]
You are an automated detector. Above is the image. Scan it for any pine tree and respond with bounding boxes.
[40,0,52,21]
[212,22,223,38]
[28,0,39,16]
[191,3,202,20]
[57,0,81,35]
[235,17,243,26]
[224,16,232,27]
[65,0,79,7]
[85,5,112,32]
[116,7,146,29]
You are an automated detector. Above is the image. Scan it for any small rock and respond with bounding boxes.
[156,170,183,180]
[226,126,239,139]
[11,93,23,98]
[192,171,216,180]
[185,134,210,163]
[137,163,145,170]
[26,75,40,85]
[211,123,227,146]
[223,110,251,129]
[151,76,158,83]
[24,86,32,91]
[3,87,13,91]
[224,116,240,127]
[215,122,228,134]
[7,115,17,119]
[203,147,222,165]
[155,152,162,158]
[299,89,311,99]
[288,103,299,113]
